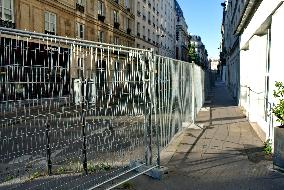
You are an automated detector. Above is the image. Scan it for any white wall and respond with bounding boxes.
[239,1,284,142]
[240,0,283,49]
[270,3,284,121]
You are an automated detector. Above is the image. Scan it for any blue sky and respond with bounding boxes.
[177,0,224,58]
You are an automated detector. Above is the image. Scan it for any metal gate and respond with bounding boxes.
[0,27,209,190]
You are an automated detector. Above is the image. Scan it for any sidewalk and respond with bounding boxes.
[130,80,284,190]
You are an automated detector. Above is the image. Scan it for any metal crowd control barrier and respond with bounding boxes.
[0,27,209,189]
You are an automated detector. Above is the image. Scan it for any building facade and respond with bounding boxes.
[134,0,176,58]
[175,0,190,61]
[0,0,193,60]
[134,0,158,53]
[158,0,176,58]
[221,0,284,144]
[1,0,135,46]
[190,35,209,68]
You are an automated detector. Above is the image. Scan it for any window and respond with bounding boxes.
[0,0,14,21]
[45,12,56,34]
[114,36,119,45]
[137,22,140,33]
[125,0,129,8]
[76,22,84,39]
[77,0,86,6]
[98,1,104,15]
[113,10,119,23]
[125,17,130,30]
[98,30,104,42]
[137,2,140,11]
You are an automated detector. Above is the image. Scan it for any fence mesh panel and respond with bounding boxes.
[0,27,209,190]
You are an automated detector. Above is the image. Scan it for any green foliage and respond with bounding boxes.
[272,81,284,125]
[4,175,14,182]
[29,171,42,180]
[263,139,272,155]
[99,163,111,171]
[122,181,134,189]
[188,43,199,64]
[57,166,67,174]
[87,162,111,173]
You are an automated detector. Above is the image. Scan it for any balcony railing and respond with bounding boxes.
[98,14,105,22]
[114,22,120,29]
[127,28,131,35]
[0,19,15,29]
[45,30,55,35]
[76,3,85,13]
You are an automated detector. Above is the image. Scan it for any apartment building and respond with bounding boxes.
[158,0,176,58]
[175,0,190,61]
[191,35,209,68]
[134,0,176,58]
[134,0,157,53]
[0,0,135,46]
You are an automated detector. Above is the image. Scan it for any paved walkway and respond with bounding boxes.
[130,80,284,190]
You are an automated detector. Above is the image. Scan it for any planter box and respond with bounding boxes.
[273,126,284,171]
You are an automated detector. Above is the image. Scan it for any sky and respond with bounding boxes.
[177,0,224,58]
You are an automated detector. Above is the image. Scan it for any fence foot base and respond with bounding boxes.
[188,123,204,130]
[130,161,168,180]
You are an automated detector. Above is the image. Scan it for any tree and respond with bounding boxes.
[188,43,200,65]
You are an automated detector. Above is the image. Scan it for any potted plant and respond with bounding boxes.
[272,81,284,171]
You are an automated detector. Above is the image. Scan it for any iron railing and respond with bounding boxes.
[0,27,210,189]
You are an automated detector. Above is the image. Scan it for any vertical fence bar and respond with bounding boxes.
[80,55,88,174]
[153,55,160,167]
[191,62,196,124]
[45,123,52,175]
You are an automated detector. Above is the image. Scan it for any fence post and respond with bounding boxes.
[146,49,156,166]
[45,123,52,175]
[151,51,160,167]
[248,87,251,120]
[80,62,88,174]
[191,62,196,124]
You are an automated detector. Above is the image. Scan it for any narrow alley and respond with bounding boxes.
[131,80,284,190]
